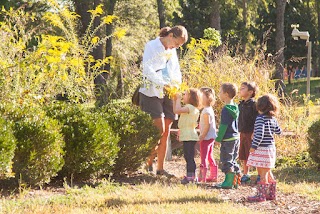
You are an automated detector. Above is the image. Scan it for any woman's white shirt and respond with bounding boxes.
[139,37,182,98]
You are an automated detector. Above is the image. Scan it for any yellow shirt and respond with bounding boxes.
[178,104,200,141]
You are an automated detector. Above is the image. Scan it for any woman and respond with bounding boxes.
[139,26,188,175]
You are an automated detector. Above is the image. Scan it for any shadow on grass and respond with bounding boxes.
[0,172,178,198]
[274,166,320,184]
[105,194,221,208]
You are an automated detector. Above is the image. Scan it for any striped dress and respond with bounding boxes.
[247,114,281,168]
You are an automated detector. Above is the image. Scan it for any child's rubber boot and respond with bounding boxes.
[266,181,277,200]
[215,172,235,189]
[197,166,207,183]
[248,182,268,202]
[206,164,218,182]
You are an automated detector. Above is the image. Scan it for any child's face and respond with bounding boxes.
[239,84,252,99]
[219,88,227,102]
[182,91,189,103]
[201,92,209,106]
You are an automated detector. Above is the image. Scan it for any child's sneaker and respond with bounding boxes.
[241,174,251,184]
[181,176,194,184]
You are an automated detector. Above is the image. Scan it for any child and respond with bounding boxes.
[197,87,218,183]
[238,82,258,184]
[215,83,240,189]
[173,88,201,184]
[247,94,281,202]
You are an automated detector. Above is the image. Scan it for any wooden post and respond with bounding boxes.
[165,133,172,161]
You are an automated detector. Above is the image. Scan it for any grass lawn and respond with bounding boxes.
[285,77,320,102]
[274,166,320,201]
[0,180,256,214]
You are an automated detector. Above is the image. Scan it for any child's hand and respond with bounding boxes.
[175,92,182,99]
[249,148,255,153]
[214,141,221,147]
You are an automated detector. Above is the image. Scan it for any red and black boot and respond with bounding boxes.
[266,181,277,200]
[248,182,268,202]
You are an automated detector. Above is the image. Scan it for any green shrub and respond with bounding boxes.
[308,120,320,167]
[1,105,65,186]
[46,103,119,179]
[100,100,160,175]
[0,117,16,177]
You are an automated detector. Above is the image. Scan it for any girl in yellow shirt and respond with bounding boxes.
[173,88,201,184]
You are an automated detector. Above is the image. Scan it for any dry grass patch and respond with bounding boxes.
[0,180,258,214]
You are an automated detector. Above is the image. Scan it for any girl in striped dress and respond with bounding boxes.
[247,94,281,202]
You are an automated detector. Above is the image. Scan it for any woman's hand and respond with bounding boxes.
[249,148,255,153]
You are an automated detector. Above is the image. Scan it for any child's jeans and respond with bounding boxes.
[183,141,197,175]
[200,139,216,168]
[220,139,240,174]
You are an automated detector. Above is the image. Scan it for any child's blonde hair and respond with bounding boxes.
[200,87,216,106]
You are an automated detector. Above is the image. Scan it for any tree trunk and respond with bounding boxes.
[104,0,116,73]
[275,0,286,97]
[275,0,286,80]
[157,0,166,28]
[74,0,91,36]
[316,0,320,77]
[241,0,248,53]
[94,0,117,106]
[209,0,221,31]
[93,0,103,61]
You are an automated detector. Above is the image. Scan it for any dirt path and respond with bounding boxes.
[139,156,320,214]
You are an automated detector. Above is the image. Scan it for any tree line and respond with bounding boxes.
[1,0,319,104]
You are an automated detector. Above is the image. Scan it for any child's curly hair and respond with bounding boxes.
[200,87,216,106]
[256,94,280,117]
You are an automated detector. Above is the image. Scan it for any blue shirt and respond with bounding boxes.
[251,114,282,149]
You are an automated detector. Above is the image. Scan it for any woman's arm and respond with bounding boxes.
[142,42,166,86]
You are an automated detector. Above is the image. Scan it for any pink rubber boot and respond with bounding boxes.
[206,164,218,182]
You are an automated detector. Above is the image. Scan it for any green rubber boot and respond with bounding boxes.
[215,172,235,189]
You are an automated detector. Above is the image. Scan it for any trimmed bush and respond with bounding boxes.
[0,117,16,177]
[1,105,65,186]
[307,120,320,168]
[46,103,119,179]
[100,100,160,175]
